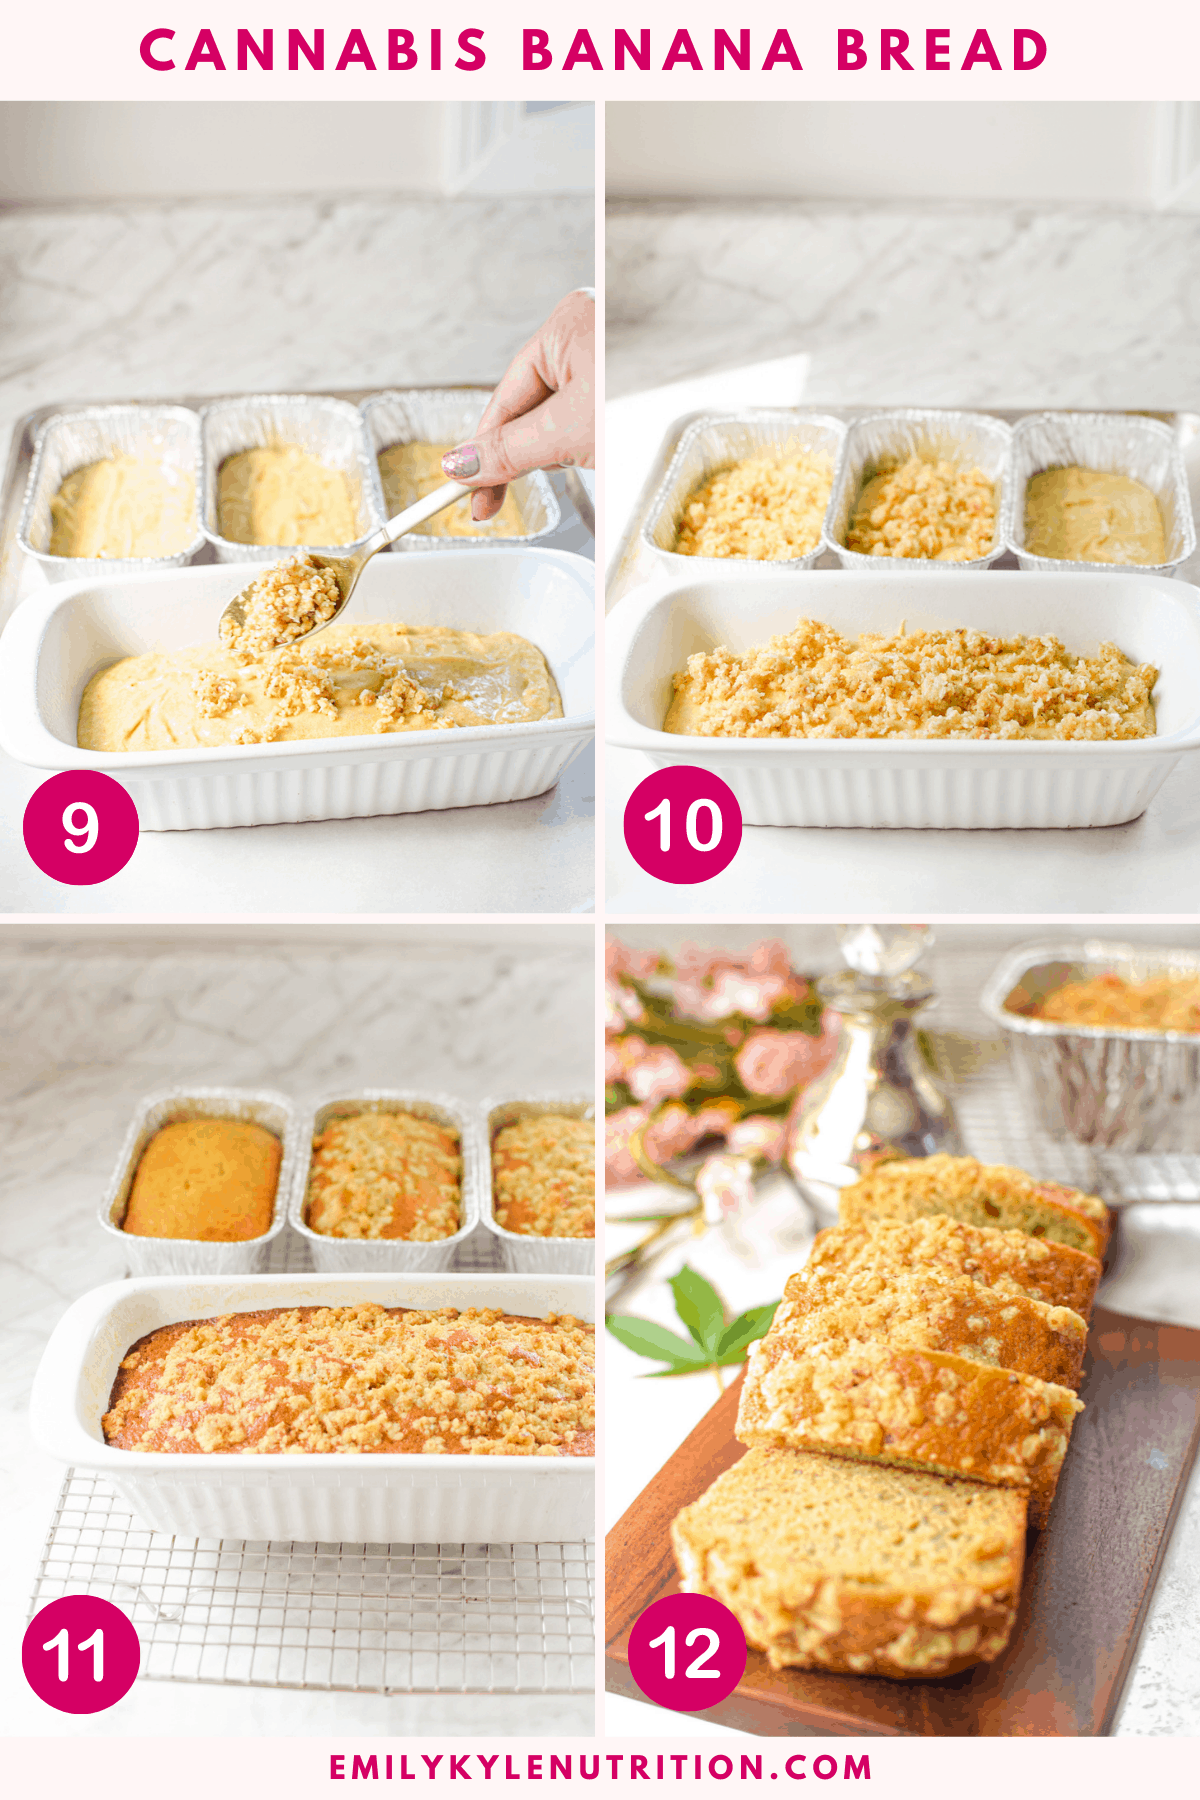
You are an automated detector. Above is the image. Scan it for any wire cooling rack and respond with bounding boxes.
[28,1227,596,1697]
[928,947,1200,1204]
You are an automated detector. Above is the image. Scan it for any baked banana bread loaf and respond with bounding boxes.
[736,1336,1081,1526]
[809,1218,1101,1320]
[839,1154,1110,1260]
[103,1303,594,1456]
[672,1447,1027,1678]
[771,1264,1087,1389]
[493,1113,595,1238]
[305,1110,461,1241]
[121,1117,281,1242]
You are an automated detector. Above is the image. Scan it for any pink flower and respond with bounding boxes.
[605,1105,651,1182]
[605,980,645,1032]
[605,938,660,980]
[671,939,807,1022]
[735,1019,838,1098]
[604,1042,624,1083]
[628,1045,692,1104]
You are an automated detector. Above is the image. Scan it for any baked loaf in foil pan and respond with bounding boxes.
[479,1094,596,1275]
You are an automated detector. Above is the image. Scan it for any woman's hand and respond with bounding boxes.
[441,291,595,522]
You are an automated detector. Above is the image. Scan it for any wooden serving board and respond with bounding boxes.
[605,1306,1200,1737]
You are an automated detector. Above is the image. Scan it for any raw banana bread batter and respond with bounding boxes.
[217,444,360,546]
[77,617,562,751]
[49,455,197,559]
[1023,466,1167,565]
[377,442,526,538]
[664,620,1157,741]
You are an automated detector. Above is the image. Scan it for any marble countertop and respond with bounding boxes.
[603,923,1200,1739]
[0,922,595,1738]
[604,198,1200,917]
[0,193,596,915]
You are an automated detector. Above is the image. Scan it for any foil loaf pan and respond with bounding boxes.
[288,1090,482,1273]
[360,389,560,550]
[1004,412,1197,576]
[97,1087,299,1277]
[18,404,205,581]
[980,939,1200,1152]
[825,408,1012,570]
[198,393,381,562]
[30,1271,596,1542]
[642,411,846,572]
[479,1094,596,1275]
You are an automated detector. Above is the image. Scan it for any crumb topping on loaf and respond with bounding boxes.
[102,1303,594,1456]
[305,1110,461,1241]
[493,1114,595,1239]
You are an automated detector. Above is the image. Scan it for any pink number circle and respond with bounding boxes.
[627,1592,747,1711]
[623,767,742,884]
[23,771,139,885]
[22,1595,141,1714]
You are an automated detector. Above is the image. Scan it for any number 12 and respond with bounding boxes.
[646,1623,720,1679]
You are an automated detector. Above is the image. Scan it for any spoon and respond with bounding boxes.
[217,478,471,650]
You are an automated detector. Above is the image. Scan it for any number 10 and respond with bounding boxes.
[646,1623,721,1679]
[43,1627,105,1682]
[643,797,723,854]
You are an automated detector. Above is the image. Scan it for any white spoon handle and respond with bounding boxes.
[382,479,472,545]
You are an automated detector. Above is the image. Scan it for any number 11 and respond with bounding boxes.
[43,1627,104,1682]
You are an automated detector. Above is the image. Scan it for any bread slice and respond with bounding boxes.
[809,1218,1102,1320]
[772,1264,1087,1389]
[839,1155,1111,1261]
[736,1336,1081,1526]
[672,1448,1027,1679]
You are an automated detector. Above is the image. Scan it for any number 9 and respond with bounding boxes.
[62,803,99,855]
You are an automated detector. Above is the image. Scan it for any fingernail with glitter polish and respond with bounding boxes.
[442,444,480,480]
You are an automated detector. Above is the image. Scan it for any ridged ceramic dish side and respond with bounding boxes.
[606,570,1200,830]
[980,938,1200,1151]
[641,412,846,573]
[198,394,382,562]
[826,409,1012,570]
[288,1091,482,1272]
[30,1272,595,1542]
[1004,412,1197,577]
[18,405,205,581]
[479,1095,597,1275]
[360,389,560,550]
[97,1087,298,1276]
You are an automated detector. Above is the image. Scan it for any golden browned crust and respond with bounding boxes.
[493,1115,595,1239]
[736,1337,1081,1527]
[121,1119,281,1243]
[102,1303,594,1456]
[772,1265,1086,1390]
[305,1111,461,1241]
[809,1218,1101,1320]
[839,1154,1110,1260]
[1031,970,1200,1034]
[671,1448,1026,1678]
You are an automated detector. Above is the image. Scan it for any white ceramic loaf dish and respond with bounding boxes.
[0,548,595,830]
[98,1086,299,1277]
[288,1091,481,1272]
[606,569,1200,830]
[30,1272,595,1543]
[479,1095,596,1275]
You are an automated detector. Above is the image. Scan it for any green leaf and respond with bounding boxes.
[605,1315,711,1370]
[715,1302,779,1359]
[668,1264,725,1353]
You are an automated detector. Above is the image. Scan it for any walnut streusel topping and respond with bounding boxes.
[305,1110,461,1241]
[493,1114,595,1239]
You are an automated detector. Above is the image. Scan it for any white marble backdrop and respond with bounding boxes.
[0,923,595,1738]
[607,199,1200,405]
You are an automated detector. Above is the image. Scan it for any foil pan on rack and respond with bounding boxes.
[1003,412,1196,576]
[198,393,381,562]
[18,404,205,582]
[98,1086,299,1277]
[825,408,1012,570]
[641,411,846,572]
[360,389,560,550]
[288,1090,481,1273]
[980,939,1200,1152]
[479,1094,596,1275]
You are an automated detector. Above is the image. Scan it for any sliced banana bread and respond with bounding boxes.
[839,1155,1110,1260]
[809,1218,1102,1320]
[772,1265,1087,1389]
[672,1447,1027,1679]
[736,1337,1081,1526]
